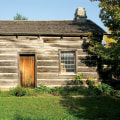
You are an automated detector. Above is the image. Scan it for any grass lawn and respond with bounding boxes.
[0,96,120,120]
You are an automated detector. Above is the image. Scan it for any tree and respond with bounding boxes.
[13,13,28,20]
[89,0,120,83]
[104,28,116,47]
[91,0,120,37]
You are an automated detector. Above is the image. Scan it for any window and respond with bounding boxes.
[60,51,76,73]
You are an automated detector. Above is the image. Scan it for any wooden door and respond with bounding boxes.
[20,55,35,87]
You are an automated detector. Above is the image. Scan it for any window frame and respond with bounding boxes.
[59,49,77,75]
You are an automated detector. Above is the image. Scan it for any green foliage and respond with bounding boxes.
[89,33,120,83]
[9,87,27,97]
[95,83,115,95]
[35,84,51,94]
[90,0,120,83]
[91,0,120,36]
[13,13,28,20]
[0,82,119,97]
[86,77,96,88]
[74,73,84,85]
[25,77,32,87]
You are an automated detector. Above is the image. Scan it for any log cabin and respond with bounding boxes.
[0,8,105,90]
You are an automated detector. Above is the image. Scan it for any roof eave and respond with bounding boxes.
[0,32,104,37]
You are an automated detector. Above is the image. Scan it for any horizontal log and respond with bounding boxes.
[0,44,43,48]
[37,55,58,60]
[37,68,59,72]
[37,72,99,79]
[19,49,36,52]
[0,50,17,54]
[0,61,17,66]
[43,37,89,41]
[0,41,42,45]
[78,60,97,67]
[18,36,38,40]
[37,51,58,55]
[77,72,99,79]
[78,56,97,60]
[37,74,75,79]
[44,40,86,43]
[0,56,17,60]
[0,68,17,73]
[37,80,74,85]
[0,80,18,86]
[37,61,58,66]
[0,74,18,79]
[63,37,88,41]
[37,72,58,77]
[0,36,16,39]
[77,49,89,55]
[44,43,82,49]
[78,67,97,72]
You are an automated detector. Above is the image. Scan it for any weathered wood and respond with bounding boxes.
[20,48,36,52]
[78,72,99,79]
[0,35,99,89]
[0,56,17,60]
[78,67,97,72]
[78,60,97,67]
[0,50,17,54]
[37,68,59,72]
[18,36,38,40]
[20,56,35,87]
[0,80,18,86]
[37,61,58,66]
[44,43,82,49]
[37,74,75,79]
[63,37,89,41]
[44,39,87,43]
[0,61,17,66]
[0,44,42,48]
[37,50,58,55]
[37,55,58,60]
[77,49,89,55]
[0,74,18,79]
[78,56,97,60]
[37,80,74,85]
[0,68,17,73]
[37,72,58,77]
[43,37,89,41]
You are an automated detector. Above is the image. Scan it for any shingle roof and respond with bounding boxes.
[0,20,105,36]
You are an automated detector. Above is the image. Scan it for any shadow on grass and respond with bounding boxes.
[60,96,120,120]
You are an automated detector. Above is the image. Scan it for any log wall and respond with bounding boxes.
[0,36,99,89]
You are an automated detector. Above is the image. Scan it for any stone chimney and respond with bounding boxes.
[74,7,87,23]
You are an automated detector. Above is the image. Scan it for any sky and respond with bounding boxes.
[0,0,107,31]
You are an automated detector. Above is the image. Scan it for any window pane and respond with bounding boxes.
[61,51,75,73]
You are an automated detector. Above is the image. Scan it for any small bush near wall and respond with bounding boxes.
[95,83,115,96]
[9,87,26,97]
[0,83,119,97]
[9,87,36,97]
[74,73,84,85]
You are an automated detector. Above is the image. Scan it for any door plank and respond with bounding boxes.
[20,55,35,87]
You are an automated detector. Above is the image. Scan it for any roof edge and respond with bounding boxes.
[0,32,104,37]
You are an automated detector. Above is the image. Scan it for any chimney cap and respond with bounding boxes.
[74,7,87,23]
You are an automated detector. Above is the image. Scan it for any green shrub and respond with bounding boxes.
[86,77,95,88]
[96,83,115,95]
[74,73,84,85]
[25,88,36,96]
[35,84,51,94]
[9,87,26,97]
